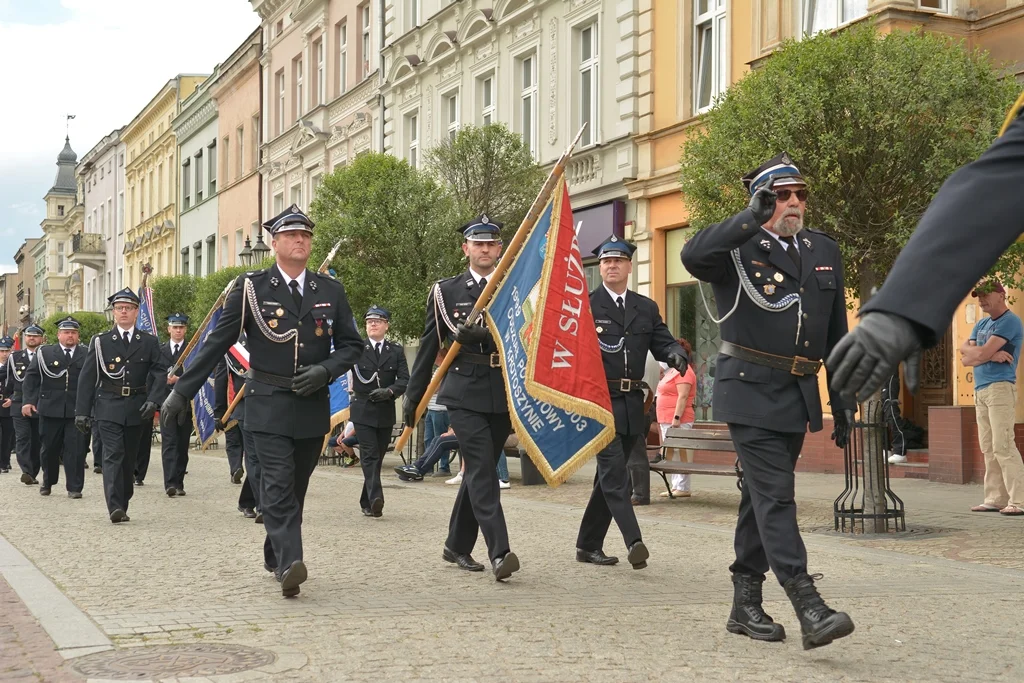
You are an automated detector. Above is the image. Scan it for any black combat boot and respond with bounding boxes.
[726,574,786,642]
[783,573,855,650]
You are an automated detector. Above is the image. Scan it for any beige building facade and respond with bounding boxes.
[12,240,39,332]
[122,75,207,289]
[35,137,82,319]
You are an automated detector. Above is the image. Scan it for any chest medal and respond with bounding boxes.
[773,272,784,283]
[763,284,776,295]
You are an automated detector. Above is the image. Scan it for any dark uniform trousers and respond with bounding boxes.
[134,420,154,483]
[227,426,244,475]
[40,417,86,492]
[577,287,684,552]
[0,416,13,470]
[12,415,41,478]
[405,271,517,563]
[240,426,260,511]
[91,426,104,469]
[161,419,191,490]
[214,358,256,508]
[355,424,392,509]
[681,207,851,585]
[171,267,363,573]
[77,327,168,515]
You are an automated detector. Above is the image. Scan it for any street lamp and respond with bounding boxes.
[251,229,272,264]
[104,304,113,324]
[237,237,253,267]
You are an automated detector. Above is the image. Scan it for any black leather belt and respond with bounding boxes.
[100,381,147,397]
[458,352,501,368]
[608,379,648,393]
[247,369,294,389]
[719,341,822,376]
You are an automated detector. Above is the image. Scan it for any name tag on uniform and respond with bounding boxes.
[314,302,332,308]
[595,319,612,324]
[262,300,282,306]
[815,266,833,271]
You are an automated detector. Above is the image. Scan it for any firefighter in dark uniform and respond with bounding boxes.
[0,336,15,474]
[160,313,193,497]
[161,204,363,597]
[829,99,1024,401]
[9,324,44,485]
[576,237,687,570]
[404,214,521,581]
[350,306,409,517]
[681,153,854,650]
[213,337,260,519]
[76,288,169,523]
[22,316,88,498]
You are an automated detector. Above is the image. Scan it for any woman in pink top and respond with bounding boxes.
[656,338,697,497]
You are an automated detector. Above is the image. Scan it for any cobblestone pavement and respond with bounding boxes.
[0,574,81,681]
[1,447,1023,682]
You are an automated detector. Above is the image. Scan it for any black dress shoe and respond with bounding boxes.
[122,515,131,522]
[176,489,186,496]
[110,509,126,524]
[576,548,619,565]
[370,498,384,518]
[627,541,649,570]
[134,479,144,486]
[254,512,264,524]
[240,507,257,519]
[361,507,374,517]
[39,486,51,496]
[280,560,307,597]
[20,472,34,485]
[442,547,484,572]
[491,552,520,581]
[231,468,244,485]
[166,487,177,497]
[93,466,102,474]
[264,562,277,574]
[68,492,82,500]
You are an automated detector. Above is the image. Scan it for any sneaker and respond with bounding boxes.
[887,453,907,464]
[445,472,463,485]
[499,480,511,490]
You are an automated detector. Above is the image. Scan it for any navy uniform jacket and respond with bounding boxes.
[592,287,684,436]
[861,111,1024,345]
[406,270,507,414]
[7,350,37,414]
[681,209,850,433]
[22,344,88,419]
[161,341,191,416]
[350,339,409,428]
[76,328,168,426]
[0,363,11,417]
[174,267,363,439]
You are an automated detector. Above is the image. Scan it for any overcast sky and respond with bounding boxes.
[0,0,259,274]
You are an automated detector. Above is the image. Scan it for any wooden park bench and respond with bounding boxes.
[651,427,743,499]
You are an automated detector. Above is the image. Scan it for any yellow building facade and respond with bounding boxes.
[628,0,1024,428]
[122,75,207,289]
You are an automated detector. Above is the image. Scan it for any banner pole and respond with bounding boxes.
[392,124,588,454]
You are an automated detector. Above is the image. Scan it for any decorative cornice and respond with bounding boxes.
[327,72,381,124]
[174,98,217,142]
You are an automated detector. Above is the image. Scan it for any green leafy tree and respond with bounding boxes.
[425,123,545,239]
[41,311,108,345]
[678,24,1020,299]
[310,153,463,340]
[150,275,198,342]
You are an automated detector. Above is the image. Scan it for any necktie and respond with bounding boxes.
[173,344,179,357]
[785,236,801,271]
[375,343,381,359]
[123,331,131,347]
[616,296,625,316]
[479,277,487,290]
[290,279,302,311]
[65,348,72,362]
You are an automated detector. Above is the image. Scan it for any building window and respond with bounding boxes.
[194,244,202,278]
[275,18,284,36]
[479,75,494,126]
[206,236,216,275]
[406,0,418,31]
[694,0,728,113]
[208,141,217,196]
[405,112,419,168]
[276,69,286,135]
[181,247,189,276]
[315,37,325,106]
[360,4,371,79]
[290,184,302,208]
[182,160,191,209]
[57,241,65,274]
[577,23,599,147]
[337,21,348,94]
[57,204,65,217]
[294,55,304,121]
[157,164,164,209]
[236,127,244,179]
[251,114,260,169]
[195,150,204,203]
[801,0,867,35]
[918,0,947,9]
[445,91,459,141]
[221,235,228,267]
[518,54,537,157]
[222,136,231,184]
[273,192,284,215]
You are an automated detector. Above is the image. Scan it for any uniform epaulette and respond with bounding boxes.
[805,228,837,242]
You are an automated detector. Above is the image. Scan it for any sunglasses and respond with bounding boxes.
[775,188,808,202]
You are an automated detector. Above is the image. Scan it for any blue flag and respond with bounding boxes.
[137,287,157,336]
[184,306,223,450]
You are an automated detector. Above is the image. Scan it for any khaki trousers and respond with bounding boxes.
[975,381,1024,508]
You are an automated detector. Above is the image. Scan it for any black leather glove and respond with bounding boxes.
[403,400,418,429]
[831,408,851,449]
[140,401,159,421]
[826,312,922,403]
[369,387,392,403]
[455,323,489,345]
[160,391,189,429]
[292,364,331,396]
[214,417,227,432]
[747,178,778,226]
[666,353,688,374]
[75,415,91,435]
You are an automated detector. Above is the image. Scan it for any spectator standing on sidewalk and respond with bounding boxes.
[423,353,452,477]
[656,338,697,498]
[883,373,908,464]
[960,280,1024,516]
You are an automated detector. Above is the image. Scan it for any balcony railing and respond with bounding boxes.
[72,232,105,255]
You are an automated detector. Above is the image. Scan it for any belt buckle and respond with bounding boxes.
[120,386,131,397]
[790,356,810,376]
[620,379,632,393]
[489,353,501,368]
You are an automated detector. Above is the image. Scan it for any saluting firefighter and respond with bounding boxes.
[22,316,88,498]
[213,335,261,520]
[350,306,409,518]
[9,324,44,485]
[680,153,854,650]
[161,205,363,598]
[0,336,15,474]
[404,215,521,582]
[576,237,687,571]
[160,313,193,497]
[76,289,169,524]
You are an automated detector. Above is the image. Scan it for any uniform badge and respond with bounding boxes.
[268,319,278,329]
[309,280,318,292]
[754,272,761,278]
[802,237,812,249]
[759,239,771,250]
[773,272,784,283]
[115,357,121,362]
[596,326,603,333]
[109,364,115,370]
[53,361,59,366]
[270,277,280,288]
[315,328,324,336]
[275,308,284,317]
[764,284,776,295]
[453,311,460,318]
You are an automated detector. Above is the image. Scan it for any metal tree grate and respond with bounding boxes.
[833,400,906,533]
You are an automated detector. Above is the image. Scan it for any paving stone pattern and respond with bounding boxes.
[0,574,82,681]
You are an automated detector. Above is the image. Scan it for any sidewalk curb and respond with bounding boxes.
[0,532,114,659]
